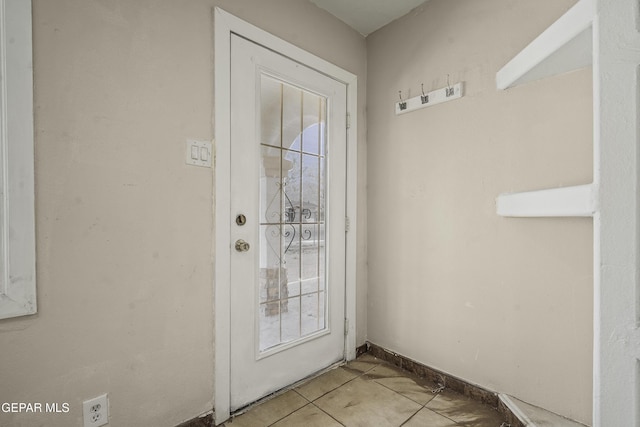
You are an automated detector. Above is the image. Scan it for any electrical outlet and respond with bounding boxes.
[83,394,108,427]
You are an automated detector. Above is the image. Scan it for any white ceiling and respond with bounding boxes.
[309,0,427,36]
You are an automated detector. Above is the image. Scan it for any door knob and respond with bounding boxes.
[235,239,250,252]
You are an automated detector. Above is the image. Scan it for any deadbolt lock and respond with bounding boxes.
[235,239,250,252]
[236,214,247,226]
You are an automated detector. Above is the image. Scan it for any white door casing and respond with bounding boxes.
[593,0,640,425]
[214,8,358,425]
[229,34,346,410]
[0,0,36,320]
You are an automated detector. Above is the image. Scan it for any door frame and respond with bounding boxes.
[213,8,358,425]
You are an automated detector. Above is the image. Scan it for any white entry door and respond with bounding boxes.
[229,34,347,411]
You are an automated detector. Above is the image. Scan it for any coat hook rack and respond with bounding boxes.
[395,81,464,115]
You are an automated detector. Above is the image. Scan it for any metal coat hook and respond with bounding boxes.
[421,84,429,104]
[446,74,454,97]
[398,90,407,110]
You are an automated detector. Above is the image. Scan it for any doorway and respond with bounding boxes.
[229,33,346,410]
[213,9,358,424]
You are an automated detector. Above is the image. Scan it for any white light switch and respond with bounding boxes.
[186,139,213,168]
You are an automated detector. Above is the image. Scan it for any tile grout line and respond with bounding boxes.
[246,359,353,418]
[299,361,382,403]
[398,406,463,427]
[363,360,467,426]
[343,358,383,376]
[398,410,422,427]
[420,386,494,425]
[291,360,384,427]
[238,389,316,427]
[368,375,438,407]
[264,401,312,427]
[372,374,458,427]
[293,389,312,404]
[308,374,360,402]
[353,359,430,427]
[309,401,347,427]
[363,358,441,408]
[418,389,461,425]
[397,404,426,427]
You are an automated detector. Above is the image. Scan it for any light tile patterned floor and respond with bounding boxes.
[222,354,507,427]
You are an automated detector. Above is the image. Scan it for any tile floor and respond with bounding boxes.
[222,354,508,427]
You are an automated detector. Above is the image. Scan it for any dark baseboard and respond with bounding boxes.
[177,342,525,427]
[365,342,524,425]
[355,342,369,357]
[175,412,214,427]
[497,398,526,427]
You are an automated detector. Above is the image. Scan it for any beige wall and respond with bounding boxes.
[0,0,595,424]
[366,0,592,424]
[0,1,366,426]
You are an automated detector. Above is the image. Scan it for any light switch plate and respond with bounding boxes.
[186,139,213,168]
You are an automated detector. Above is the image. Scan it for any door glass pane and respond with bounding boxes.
[282,85,302,151]
[301,293,320,336]
[259,225,282,304]
[261,77,282,147]
[258,74,328,352]
[302,92,322,155]
[260,146,283,224]
[281,297,301,343]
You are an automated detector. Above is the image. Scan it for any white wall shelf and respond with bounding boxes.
[496,0,595,90]
[497,184,595,217]
[494,0,640,423]
[496,0,596,219]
